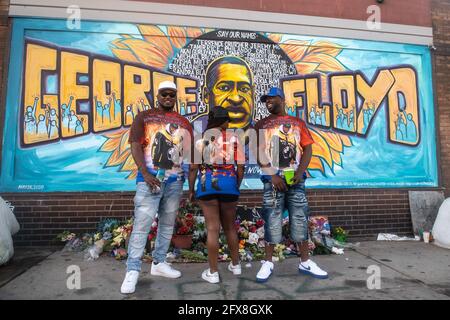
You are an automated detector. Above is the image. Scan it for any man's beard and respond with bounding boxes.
[269,102,282,114]
[159,102,175,111]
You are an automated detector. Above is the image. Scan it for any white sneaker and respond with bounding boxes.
[150,261,181,278]
[227,262,242,275]
[299,259,328,279]
[120,270,139,294]
[256,260,274,282]
[202,268,220,284]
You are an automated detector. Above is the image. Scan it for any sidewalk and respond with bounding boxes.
[0,241,449,300]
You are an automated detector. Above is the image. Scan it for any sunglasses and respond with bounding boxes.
[160,92,176,98]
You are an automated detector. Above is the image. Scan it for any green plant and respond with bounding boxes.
[333,226,348,243]
[313,243,332,255]
[180,249,208,262]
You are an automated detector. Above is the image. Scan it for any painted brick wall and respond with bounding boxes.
[2,189,414,246]
[0,0,447,246]
[432,0,450,198]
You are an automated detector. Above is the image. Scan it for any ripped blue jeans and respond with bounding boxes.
[262,182,310,244]
[126,181,183,272]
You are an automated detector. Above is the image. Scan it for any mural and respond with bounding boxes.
[1,18,438,191]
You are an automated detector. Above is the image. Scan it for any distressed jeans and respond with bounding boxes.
[126,181,183,272]
[262,181,310,244]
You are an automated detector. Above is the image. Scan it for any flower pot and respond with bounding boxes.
[171,234,193,249]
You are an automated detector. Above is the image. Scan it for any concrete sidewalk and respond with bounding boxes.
[0,241,449,300]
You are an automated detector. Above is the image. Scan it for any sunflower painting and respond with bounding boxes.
[103,25,353,180]
[5,19,436,192]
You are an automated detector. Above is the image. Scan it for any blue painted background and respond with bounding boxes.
[0,18,438,191]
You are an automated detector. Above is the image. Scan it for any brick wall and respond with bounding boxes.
[0,0,446,246]
[432,0,450,198]
[1,189,414,246]
[134,0,432,27]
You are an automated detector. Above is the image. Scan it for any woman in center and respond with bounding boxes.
[189,106,245,284]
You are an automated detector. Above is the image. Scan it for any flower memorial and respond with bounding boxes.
[174,200,198,236]
[56,201,347,263]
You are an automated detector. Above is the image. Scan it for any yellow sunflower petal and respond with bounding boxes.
[126,170,138,180]
[106,148,131,167]
[100,132,122,152]
[111,47,139,63]
[168,26,188,48]
[120,153,136,172]
[279,40,310,62]
[319,131,344,153]
[137,24,174,57]
[119,38,167,68]
[331,149,342,167]
[100,139,119,153]
[111,38,129,49]
[339,134,353,147]
[119,129,130,155]
[306,41,343,57]
[308,156,325,173]
[302,53,346,72]
[186,27,204,39]
[310,129,333,168]
[295,62,319,75]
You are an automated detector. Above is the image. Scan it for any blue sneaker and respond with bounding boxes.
[256,260,274,282]
[299,259,328,279]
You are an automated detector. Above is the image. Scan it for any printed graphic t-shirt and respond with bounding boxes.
[255,114,314,182]
[128,108,193,183]
[194,130,244,198]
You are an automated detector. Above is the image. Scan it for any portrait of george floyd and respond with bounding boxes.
[202,56,255,130]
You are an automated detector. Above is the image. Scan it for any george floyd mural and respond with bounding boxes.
[1,18,438,191]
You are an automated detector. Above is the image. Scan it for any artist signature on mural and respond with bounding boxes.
[17,184,44,190]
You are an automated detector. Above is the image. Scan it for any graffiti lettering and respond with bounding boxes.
[21,40,198,147]
[22,41,420,148]
[282,66,420,146]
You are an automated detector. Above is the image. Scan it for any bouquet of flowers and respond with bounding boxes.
[56,231,76,242]
[111,219,133,247]
[218,217,266,262]
[332,226,348,244]
[174,200,200,236]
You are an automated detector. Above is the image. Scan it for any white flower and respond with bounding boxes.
[248,232,259,245]
[332,247,344,255]
[194,216,205,224]
[256,227,265,239]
